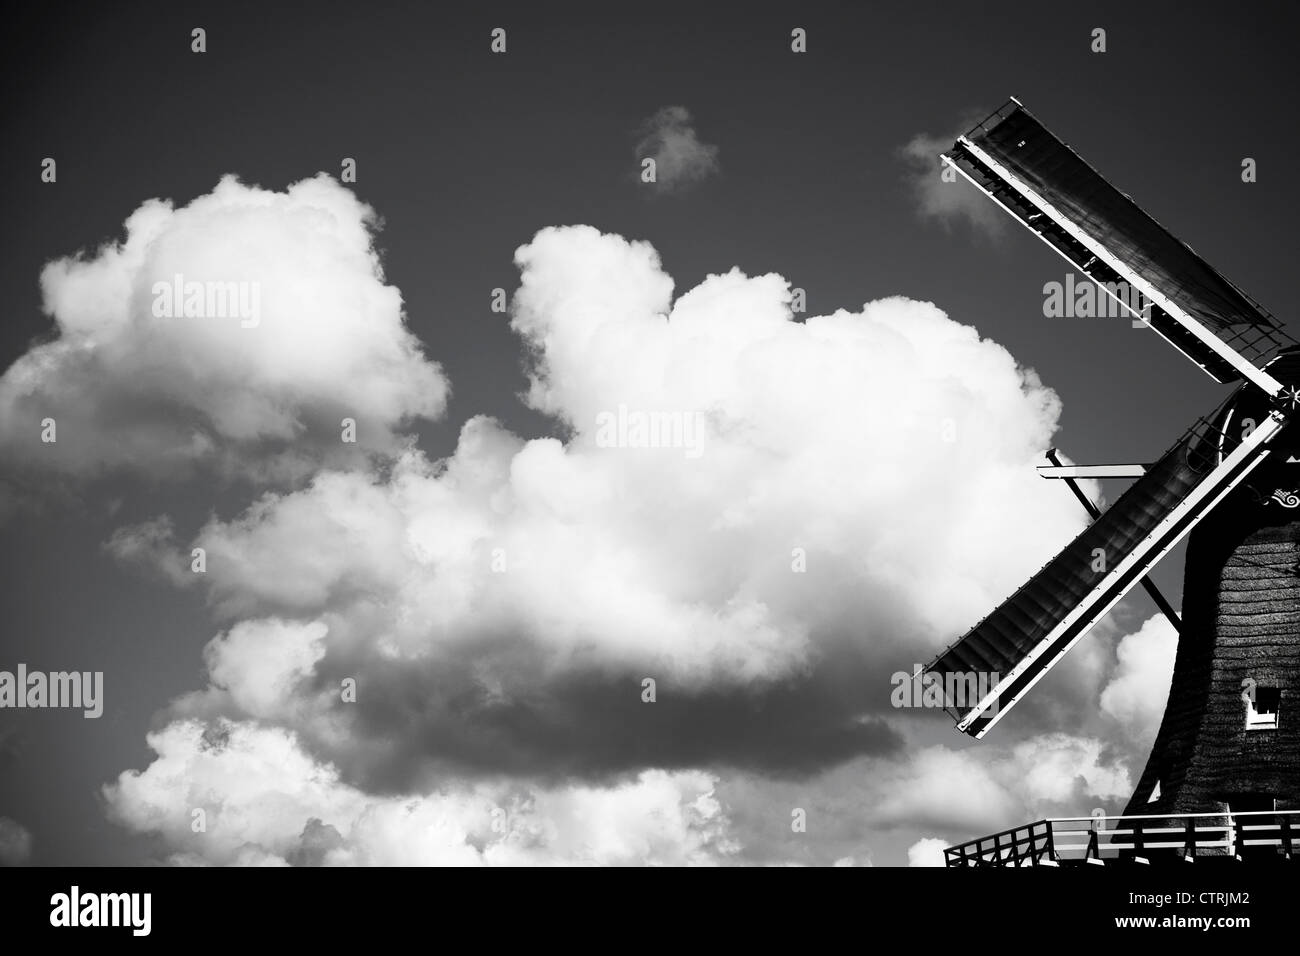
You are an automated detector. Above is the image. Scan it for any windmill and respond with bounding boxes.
[925,98,1300,865]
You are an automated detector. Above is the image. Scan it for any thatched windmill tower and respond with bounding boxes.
[923,99,1300,865]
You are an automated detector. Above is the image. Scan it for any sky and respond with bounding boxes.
[0,0,1295,866]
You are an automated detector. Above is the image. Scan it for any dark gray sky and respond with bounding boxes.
[1,0,1295,865]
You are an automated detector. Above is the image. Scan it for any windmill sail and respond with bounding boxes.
[926,396,1284,737]
[943,100,1293,393]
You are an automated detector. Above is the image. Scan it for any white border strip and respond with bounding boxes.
[1037,464,1148,479]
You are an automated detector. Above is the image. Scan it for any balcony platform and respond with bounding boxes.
[945,810,1300,867]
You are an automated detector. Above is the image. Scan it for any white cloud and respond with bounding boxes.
[103,516,195,586]
[874,746,1022,832]
[634,106,719,192]
[907,837,948,867]
[0,174,447,486]
[1008,733,1130,804]
[873,735,1129,834]
[705,727,1132,865]
[102,224,1104,863]
[1099,614,1179,747]
[900,120,1006,238]
[105,720,737,866]
[0,817,33,866]
[124,226,1088,757]
[202,619,330,722]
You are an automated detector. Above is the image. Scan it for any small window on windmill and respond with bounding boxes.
[1246,687,1280,731]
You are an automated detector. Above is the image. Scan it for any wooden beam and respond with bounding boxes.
[1045,449,1182,634]
[1038,463,1148,479]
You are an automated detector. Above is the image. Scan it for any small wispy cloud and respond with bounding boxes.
[103,515,196,588]
[900,115,1006,239]
[634,105,719,193]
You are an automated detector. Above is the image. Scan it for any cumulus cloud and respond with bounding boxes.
[907,837,948,867]
[873,746,1023,833]
[0,174,447,488]
[97,224,1108,863]
[121,226,1092,781]
[0,817,33,866]
[860,734,1128,833]
[105,721,736,866]
[634,106,719,192]
[1100,614,1179,748]
[900,117,1006,239]
[706,727,1131,865]
[1009,734,1130,804]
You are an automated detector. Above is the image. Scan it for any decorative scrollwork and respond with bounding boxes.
[1268,488,1300,508]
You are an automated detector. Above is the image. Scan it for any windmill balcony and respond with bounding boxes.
[944,810,1300,867]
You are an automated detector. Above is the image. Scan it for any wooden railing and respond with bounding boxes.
[944,820,1056,867]
[944,810,1300,867]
